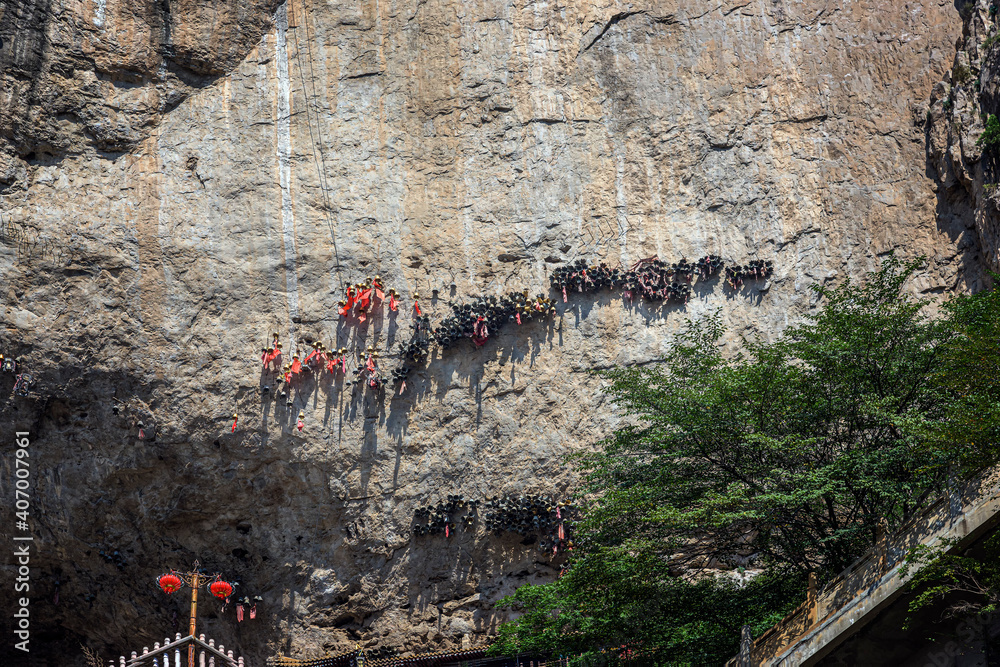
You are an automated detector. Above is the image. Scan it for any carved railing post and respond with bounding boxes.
[876,517,890,573]
[737,625,753,667]
[807,572,818,626]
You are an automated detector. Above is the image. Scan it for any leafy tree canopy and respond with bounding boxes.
[491,257,1000,665]
[902,534,1000,625]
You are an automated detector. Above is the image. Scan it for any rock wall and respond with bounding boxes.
[0,0,981,664]
[927,0,1000,274]
[0,0,281,182]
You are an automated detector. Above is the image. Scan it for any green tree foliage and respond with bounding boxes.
[491,552,803,665]
[902,535,1000,623]
[492,258,1000,665]
[978,114,1000,148]
[934,279,1000,463]
[896,280,1000,633]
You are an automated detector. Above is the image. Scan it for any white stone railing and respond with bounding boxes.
[114,632,244,667]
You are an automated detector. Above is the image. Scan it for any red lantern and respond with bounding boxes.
[158,573,183,594]
[209,580,233,599]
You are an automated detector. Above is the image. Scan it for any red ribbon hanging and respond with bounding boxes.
[250,604,257,619]
[231,416,238,433]
[296,418,304,432]
[358,288,373,311]
[389,295,398,311]
[339,289,357,317]
[631,256,657,271]
[237,605,244,623]
[291,358,302,374]
[472,317,489,347]
[413,300,421,316]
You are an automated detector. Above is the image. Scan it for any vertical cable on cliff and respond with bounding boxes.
[288,0,345,293]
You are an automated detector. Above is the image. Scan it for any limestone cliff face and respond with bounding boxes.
[0,0,280,182]
[926,0,1000,274]
[0,0,980,664]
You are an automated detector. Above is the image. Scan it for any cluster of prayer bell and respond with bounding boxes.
[412,495,476,537]
[260,255,776,397]
[482,494,574,553]
[431,290,556,351]
[724,259,774,287]
[98,549,127,570]
[391,315,433,386]
[550,254,772,304]
[410,493,573,554]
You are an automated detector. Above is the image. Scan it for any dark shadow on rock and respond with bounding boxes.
[924,109,991,292]
[0,359,340,667]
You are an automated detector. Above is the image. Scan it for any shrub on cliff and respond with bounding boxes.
[492,257,1000,665]
[978,114,1000,148]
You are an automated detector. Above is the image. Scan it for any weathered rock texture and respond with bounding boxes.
[0,0,983,665]
[0,0,281,182]
[927,0,1000,274]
